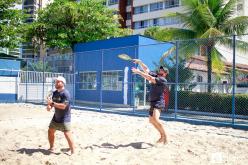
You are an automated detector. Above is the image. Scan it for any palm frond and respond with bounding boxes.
[216,0,236,24]
[222,16,248,35]
[166,12,191,28]
[154,28,196,41]
[211,47,225,74]
[178,40,199,59]
[207,0,223,15]
[144,26,161,38]
[159,46,176,64]
[200,28,223,38]
[196,4,217,27]
[235,39,248,53]
[188,4,217,33]
[159,39,200,63]
[166,11,199,31]
[182,0,200,10]
[219,37,248,53]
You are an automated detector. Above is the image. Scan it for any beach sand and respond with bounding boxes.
[0,103,247,165]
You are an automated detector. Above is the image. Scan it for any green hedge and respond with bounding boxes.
[168,91,248,116]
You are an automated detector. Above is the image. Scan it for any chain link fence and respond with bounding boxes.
[0,34,247,128]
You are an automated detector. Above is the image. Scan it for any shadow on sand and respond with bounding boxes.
[85,142,154,150]
[16,148,60,156]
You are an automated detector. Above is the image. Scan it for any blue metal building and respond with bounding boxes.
[74,35,173,106]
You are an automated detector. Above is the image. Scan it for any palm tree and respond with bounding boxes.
[144,0,248,92]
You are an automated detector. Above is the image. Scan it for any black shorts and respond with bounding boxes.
[149,107,162,116]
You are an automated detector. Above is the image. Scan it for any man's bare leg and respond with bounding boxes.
[149,110,164,136]
[64,131,75,155]
[149,116,161,132]
[149,118,167,144]
[48,128,56,151]
[152,109,167,144]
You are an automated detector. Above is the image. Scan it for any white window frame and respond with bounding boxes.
[150,2,164,12]
[108,0,119,6]
[164,0,180,8]
[79,71,97,90]
[163,16,180,25]
[152,18,161,26]
[134,5,148,14]
[102,70,123,91]
[134,20,149,29]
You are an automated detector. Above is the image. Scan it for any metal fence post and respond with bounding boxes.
[25,60,28,103]
[42,56,45,103]
[175,41,179,119]
[100,50,103,111]
[232,35,236,125]
[143,79,147,106]
[133,46,138,113]
[72,53,76,107]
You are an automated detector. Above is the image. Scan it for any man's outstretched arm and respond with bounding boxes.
[132,59,150,74]
[132,67,156,84]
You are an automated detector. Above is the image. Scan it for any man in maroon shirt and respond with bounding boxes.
[132,59,168,144]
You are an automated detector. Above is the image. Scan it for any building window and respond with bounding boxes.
[150,2,163,12]
[163,16,180,25]
[197,75,203,82]
[79,72,97,90]
[134,20,149,29]
[152,18,161,26]
[126,12,132,20]
[164,0,179,8]
[102,71,123,91]
[108,0,119,5]
[134,5,148,14]
[23,0,35,6]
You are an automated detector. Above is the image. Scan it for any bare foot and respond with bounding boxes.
[61,148,75,156]
[70,148,75,155]
[156,137,168,145]
[48,148,55,153]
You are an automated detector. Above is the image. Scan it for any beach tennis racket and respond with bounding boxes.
[46,89,54,112]
[118,54,133,61]
[47,89,53,100]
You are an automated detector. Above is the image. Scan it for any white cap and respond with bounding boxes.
[56,76,66,85]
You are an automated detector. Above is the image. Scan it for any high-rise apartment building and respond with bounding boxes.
[23,0,52,23]
[22,0,52,58]
[106,0,183,34]
[106,0,248,35]
[18,0,248,58]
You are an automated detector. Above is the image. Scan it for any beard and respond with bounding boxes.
[55,84,62,89]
